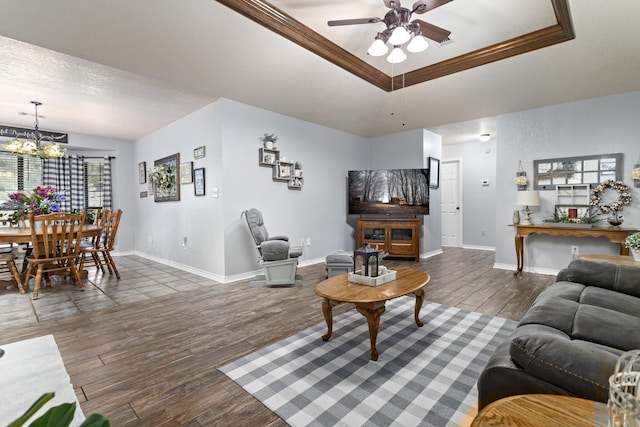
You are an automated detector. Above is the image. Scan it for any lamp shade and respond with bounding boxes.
[388,26,411,45]
[387,46,407,64]
[367,39,389,56]
[515,190,540,206]
[407,35,428,53]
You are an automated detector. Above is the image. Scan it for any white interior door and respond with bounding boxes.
[441,160,462,247]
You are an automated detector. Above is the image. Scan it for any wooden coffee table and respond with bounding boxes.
[314,268,430,361]
[470,394,608,427]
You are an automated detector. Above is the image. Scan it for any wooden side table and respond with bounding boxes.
[579,253,640,267]
[470,394,607,427]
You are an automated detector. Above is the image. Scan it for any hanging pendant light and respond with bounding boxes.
[2,101,66,159]
[368,38,389,57]
[388,26,410,45]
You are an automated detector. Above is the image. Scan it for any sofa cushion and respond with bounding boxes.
[517,296,578,336]
[509,335,621,402]
[565,259,640,298]
[579,287,640,318]
[572,304,640,351]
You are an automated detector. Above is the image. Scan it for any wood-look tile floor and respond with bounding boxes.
[0,248,555,426]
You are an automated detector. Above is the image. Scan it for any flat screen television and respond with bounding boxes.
[348,169,429,215]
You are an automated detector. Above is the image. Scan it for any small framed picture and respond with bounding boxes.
[429,157,440,189]
[180,162,193,184]
[138,161,147,184]
[194,168,205,196]
[194,146,206,159]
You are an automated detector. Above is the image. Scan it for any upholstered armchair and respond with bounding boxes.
[242,208,302,286]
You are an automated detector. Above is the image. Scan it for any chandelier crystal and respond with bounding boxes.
[2,101,66,159]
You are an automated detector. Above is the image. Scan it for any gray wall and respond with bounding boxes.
[494,90,640,273]
[443,139,497,249]
[132,98,443,281]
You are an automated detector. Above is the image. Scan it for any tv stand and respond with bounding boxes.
[357,218,420,262]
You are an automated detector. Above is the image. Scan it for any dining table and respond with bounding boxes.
[0,224,104,285]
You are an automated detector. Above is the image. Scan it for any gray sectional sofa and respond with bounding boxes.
[477,258,640,409]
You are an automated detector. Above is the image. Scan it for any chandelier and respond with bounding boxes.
[3,101,66,159]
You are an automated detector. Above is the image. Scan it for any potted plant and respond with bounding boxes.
[294,161,303,177]
[260,133,278,149]
[624,232,640,261]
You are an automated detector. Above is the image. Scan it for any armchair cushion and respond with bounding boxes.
[260,240,290,261]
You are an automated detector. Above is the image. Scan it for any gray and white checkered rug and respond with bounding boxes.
[220,299,516,427]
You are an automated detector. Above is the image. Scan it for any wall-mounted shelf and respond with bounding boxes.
[258,145,303,190]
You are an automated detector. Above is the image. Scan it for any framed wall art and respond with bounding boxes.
[180,161,193,184]
[194,146,206,159]
[152,153,180,202]
[138,161,147,184]
[194,168,205,196]
[429,157,440,189]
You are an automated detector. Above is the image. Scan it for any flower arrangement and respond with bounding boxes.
[514,175,528,186]
[625,232,640,250]
[0,185,65,225]
[590,180,632,213]
[149,164,177,194]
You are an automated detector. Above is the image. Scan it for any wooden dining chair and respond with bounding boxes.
[24,211,85,299]
[0,244,25,293]
[78,209,122,279]
[77,209,109,274]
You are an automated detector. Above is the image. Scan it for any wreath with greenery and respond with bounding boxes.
[590,180,632,213]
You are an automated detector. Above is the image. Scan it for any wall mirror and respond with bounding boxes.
[533,153,623,190]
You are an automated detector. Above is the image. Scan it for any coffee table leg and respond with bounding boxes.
[321,298,333,341]
[413,288,425,327]
[356,304,386,361]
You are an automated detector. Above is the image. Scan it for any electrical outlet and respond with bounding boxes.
[571,245,579,257]
[305,237,311,246]
[148,234,153,244]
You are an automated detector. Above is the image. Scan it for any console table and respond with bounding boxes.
[510,224,638,276]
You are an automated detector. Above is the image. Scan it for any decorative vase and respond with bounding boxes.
[632,249,640,262]
[608,211,623,227]
[512,210,520,225]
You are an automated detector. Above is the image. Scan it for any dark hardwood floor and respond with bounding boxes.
[0,248,555,426]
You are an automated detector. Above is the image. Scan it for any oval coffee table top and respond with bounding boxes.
[314,268,430,303]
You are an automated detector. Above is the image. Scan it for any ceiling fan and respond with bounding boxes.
[328,0,453,63]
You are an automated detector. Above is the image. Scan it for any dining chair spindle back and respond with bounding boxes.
[24,211,85,299]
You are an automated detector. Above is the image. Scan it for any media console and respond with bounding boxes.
[356,218,420,262]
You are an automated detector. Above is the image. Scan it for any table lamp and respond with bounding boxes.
[516,190,541,225]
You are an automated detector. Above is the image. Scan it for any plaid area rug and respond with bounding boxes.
[220,299,516,427]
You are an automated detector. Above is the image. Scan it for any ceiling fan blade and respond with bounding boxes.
[328,17,382,26]
[412,0,453,14]
[383,0,401,9]
[413,19,451,42]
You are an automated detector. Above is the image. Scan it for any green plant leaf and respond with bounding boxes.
[79,413,111,427]
[30,402,76,427]
[8,393,55,427]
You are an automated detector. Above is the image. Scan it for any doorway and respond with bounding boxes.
[441,160,462,247]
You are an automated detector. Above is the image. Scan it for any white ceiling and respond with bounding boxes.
[0,0,639,144]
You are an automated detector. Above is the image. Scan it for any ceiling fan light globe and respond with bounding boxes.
[388,26,411,45]
[368,39,389,56]
[387,47,407,64]
[407,35,428,53]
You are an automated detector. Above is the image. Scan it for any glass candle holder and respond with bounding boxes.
[608,350,640,427]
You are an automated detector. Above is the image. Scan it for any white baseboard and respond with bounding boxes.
[493,262,559,276]
[131,251,326,284]
[421,248,443,259]
[462,245,495,252]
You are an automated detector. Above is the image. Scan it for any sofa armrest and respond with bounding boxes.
[509,335,620,403]
[564,259,640,298]
[269,235,289,242]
